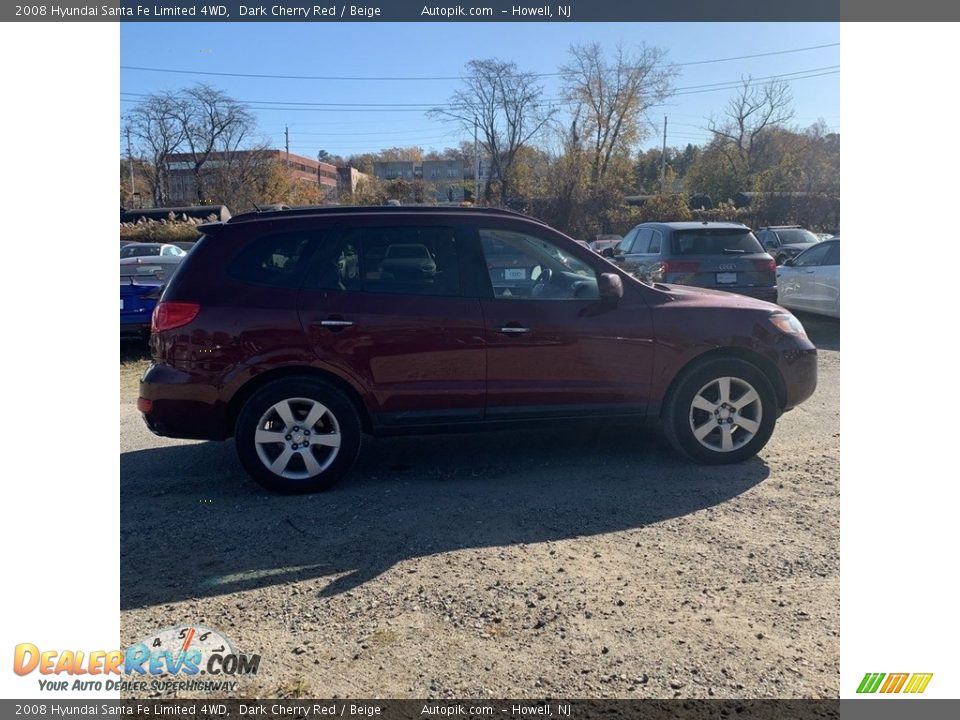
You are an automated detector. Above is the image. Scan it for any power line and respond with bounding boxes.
[119,66,839,111]
[119,42,838,82]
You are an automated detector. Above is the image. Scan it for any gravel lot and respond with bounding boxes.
[119,313,839,699]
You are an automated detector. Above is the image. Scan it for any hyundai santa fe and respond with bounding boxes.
[138,206,817,494]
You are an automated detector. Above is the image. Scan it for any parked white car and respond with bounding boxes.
[776,238,839,318]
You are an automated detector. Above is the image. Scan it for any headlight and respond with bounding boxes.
[769,312,807,337]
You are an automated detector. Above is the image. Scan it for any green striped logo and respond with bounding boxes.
[857,672,932,694]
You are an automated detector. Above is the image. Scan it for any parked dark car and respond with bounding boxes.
[606,222,777,303]
[139,207,817,493]
[755,226,820,265]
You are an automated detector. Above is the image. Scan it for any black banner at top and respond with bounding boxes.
[5,0,959,22]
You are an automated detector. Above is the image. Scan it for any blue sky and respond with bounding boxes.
[120,22,839,160]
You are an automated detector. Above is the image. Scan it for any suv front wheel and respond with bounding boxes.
[662,358,777,464]
[235,377,362,493]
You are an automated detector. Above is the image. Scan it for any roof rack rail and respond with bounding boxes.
[226,204,539,224]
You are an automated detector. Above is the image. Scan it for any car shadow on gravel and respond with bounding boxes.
[121,422,771,610]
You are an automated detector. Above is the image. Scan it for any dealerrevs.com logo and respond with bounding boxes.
[856,672,933,694]
[13,626,260,693]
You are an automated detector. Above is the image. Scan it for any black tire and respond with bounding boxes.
[235,377,362,494]
[662,357,778,465]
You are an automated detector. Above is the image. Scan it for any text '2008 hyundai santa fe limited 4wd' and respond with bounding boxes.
[138,207,817,494]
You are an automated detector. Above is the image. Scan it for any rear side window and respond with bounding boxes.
[671,229,763,255]
[309,225,461,297]
[228,231,319,287]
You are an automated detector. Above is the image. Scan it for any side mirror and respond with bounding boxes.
[601,247,615,258]
[782,257,794,267]
[599,273,623,301]
[764,240,777,250]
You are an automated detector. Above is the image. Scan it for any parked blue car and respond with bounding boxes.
[120,256,182,340]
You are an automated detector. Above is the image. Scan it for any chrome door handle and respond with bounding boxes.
[499,326,530,334]
[318,319,354,327]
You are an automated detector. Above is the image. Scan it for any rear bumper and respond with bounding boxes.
[139,362,230,440]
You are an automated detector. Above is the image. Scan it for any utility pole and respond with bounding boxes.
[284,125,290,166]
[660,115,667,193]
[126,125,136,199]
[473,117,480,205]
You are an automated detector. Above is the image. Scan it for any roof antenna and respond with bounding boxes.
[252,202,262,212]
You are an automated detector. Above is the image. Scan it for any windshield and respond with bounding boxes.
[777,229,819,244]
[671,229,764,255]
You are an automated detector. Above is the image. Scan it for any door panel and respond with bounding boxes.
[298,221,486,425]
[299,291,486,424]
[475,223,654,418]
[481,298,654,416]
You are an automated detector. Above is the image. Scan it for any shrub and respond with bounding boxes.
[120,219,203,243]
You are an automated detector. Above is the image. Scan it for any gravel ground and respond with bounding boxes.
[119,313,839,699]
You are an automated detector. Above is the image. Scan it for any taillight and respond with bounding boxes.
[754,259,777,272]
[151,302,200,333]
[661,260,700,274]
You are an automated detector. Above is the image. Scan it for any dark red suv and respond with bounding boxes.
[139,207,817,493]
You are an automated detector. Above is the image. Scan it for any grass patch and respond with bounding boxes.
[277,677,311,699]
[370,628,399,647]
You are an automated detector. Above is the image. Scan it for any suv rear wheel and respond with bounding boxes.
[663,357,777,464]
[235,377,362,493]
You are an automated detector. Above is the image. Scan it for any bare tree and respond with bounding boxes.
[126,92,185,206]
[561,43,676,185]
[430,59,555,204]
[172,84,255,203]
[707,77,795,180]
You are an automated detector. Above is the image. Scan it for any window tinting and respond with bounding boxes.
[228,231,318,287]
[671,229,764,255]
[310,226,460,297]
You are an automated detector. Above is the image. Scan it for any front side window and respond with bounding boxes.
[479,228,598,300]
[634,228,654,253]
[823,243,840,266]
[648,230,662,254]
[793,242,832,267]
[618,227,640,254]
